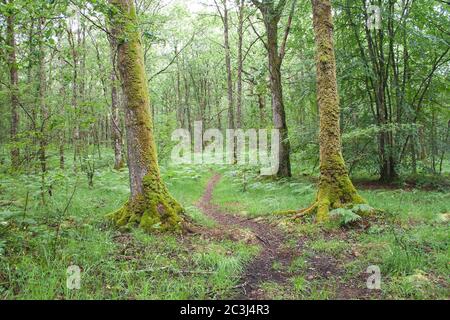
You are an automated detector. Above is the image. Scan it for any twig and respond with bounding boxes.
[256,234,269,245]
[52,179,79,255]
[148,33,196,81]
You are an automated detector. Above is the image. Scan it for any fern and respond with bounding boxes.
[352,204,376,215]
[330,208,362,226]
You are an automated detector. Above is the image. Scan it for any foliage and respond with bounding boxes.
[329,208,361,226]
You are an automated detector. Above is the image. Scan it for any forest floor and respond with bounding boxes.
[197,173,378,299]
[0,153,449,300]
[197,173,292,300]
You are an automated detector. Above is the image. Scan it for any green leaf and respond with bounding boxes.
[330,208,362,226]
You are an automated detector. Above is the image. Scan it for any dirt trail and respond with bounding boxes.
[197,174,296,299]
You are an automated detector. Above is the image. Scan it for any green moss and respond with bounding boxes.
[107,0,184,233]
[319,54,329,63]
[315,155,367,223]
[108,173,183,233]
[311,0,368,223]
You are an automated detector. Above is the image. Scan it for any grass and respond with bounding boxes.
[309,239,349,258]
[362,189,450,223]
[0,153,258,300]
[211,166,315,217]
[0,151,448,300]
[211,164,450,300]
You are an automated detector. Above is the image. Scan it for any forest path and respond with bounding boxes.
[197,173,297,300]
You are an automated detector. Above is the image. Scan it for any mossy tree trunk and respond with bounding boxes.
[108,0,183,232]
[311,0,365,222]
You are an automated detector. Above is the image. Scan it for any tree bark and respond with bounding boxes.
[258,93,266,128]
[109,35,124,170]
[38,17,48,175]
[58,60,66,170]
[361,0,397,182]
[222,0,234,131]
[311,0,365,222]
[6,1,20,169]
[266,20,291,177]
[252,0,292,177]
[236,0,244,129]
[108,0,183,232]
[67,23,81,163]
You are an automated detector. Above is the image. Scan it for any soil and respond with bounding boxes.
[197,174,297,299]
[196,173,381,300]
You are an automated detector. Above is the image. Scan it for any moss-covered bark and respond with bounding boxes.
[107,0,183,232]
[309,0,366,222]
[110,172,183,232]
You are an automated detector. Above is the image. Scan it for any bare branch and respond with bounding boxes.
[249,17,268,51]
[279,0,297,61]
[149,33,196,81]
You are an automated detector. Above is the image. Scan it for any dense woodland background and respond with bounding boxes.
[0,0,449,300]
[0,0,448,181]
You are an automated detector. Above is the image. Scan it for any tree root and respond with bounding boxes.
[274,202,319,219]
[292,202,318,220]
[274,209,302,216]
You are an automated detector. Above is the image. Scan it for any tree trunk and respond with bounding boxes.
[175,45,185,128]
[183,70,192,133]
[6,3,20,169]
[258,93,266,128]
[266,20,291,177]
[236,0,244,129]
[431,107,437,173]
[252,0,293,177]
[109,35,124,170]
[222,0,234,131]
[362,3,397,183]
[439,120,450,174]
[67,24,81,163]
[410,136,417,175]
[58,63,66,170]
[59,135,65,169]
[108,0,183,232]
[38,17,48,175]
[311,0,365,222]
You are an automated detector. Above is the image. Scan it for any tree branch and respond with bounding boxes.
[148,33,195,81]
[279,0,297,61]
[249,17,268,51]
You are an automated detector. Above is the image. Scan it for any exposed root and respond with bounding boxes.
[275,202,320,221]
[108,173,184,233]
[292,202,319,220]
[274,209,301,216]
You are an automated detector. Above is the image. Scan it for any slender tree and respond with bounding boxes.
[108,34,124,170]
[108,0,183,232]
[236,0,244,129]
[38,16,48,175]
[5,0,20,169]
[214,0,235,131]
[251,0,296,177]
[67,20,81,163]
